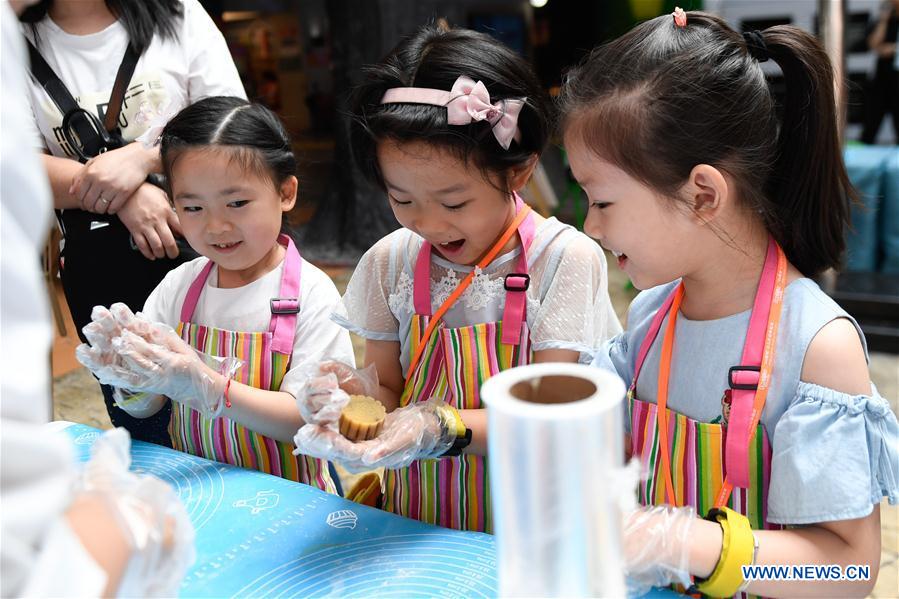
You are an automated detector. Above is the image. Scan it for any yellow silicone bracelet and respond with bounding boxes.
[436,404,466,437]
[697,507,755,598]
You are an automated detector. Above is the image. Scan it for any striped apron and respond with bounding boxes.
[382,202,536,532]
[169,234,336,493]
[628,238,787,598]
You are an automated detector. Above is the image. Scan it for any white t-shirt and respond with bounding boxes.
[1,3,106,594]
[23,0,245,156]
[143,256,356,399]
[333,218,623,373]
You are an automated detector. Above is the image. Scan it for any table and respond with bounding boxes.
[60,423,677,598]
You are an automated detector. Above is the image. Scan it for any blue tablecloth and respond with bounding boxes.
[60,423,678,598]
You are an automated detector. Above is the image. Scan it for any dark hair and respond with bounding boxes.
[349,23,550,192]
[21,0,183,52]
[160,97,296,191]
[559,11,854,277]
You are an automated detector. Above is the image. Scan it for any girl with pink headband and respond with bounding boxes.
[293,23,622,532]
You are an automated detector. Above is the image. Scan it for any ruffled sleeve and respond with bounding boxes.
[530,234,622,359]
[767,381,899,525]
[331,232,402,342]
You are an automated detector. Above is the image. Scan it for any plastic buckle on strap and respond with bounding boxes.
[728,365,760,390]
[270,297,300,315]
[503,273,530,292]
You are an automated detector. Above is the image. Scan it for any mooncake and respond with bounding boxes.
[339,395,387,441]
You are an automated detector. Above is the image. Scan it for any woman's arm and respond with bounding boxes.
[42,154,87,210]
[70,143,161,214]
[868,3,895,52]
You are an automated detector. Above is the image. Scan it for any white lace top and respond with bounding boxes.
[333,218,623,374]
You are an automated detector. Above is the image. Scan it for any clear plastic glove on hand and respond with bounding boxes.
[77,307,242,418]
[110,329,241,418]
[78,428,194,596]
[622,504,695,595]
[76,303,177,376]
[295,361,378,427]
[294,399,456,472]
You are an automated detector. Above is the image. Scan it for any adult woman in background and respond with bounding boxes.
[862,0,899,144]
[20,0,246,445]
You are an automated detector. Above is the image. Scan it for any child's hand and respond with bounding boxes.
[296,361,378,427]
[621,504,695,595]
[110,329,241,418]
[293,400,454,472]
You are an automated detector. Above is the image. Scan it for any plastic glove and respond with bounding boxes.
[111,328,241,418]
[76,303,175,380]
[296,361,379,427]
[622,504,695,595]
[77,428,194,596]
[294,399,456,473]
[78,319,242,418]
[112,388,167,418]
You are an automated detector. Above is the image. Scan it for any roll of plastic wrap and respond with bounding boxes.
[482,363,627,597]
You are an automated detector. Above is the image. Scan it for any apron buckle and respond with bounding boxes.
[503,273,530,291]
[728,365,760,390]
[270,297,300,314]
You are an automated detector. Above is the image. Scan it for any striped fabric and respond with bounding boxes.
[169,321,336,494]
[629,393,780,599]
[382,315,531,532]
[629,394,777,530]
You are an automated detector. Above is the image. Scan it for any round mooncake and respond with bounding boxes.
[339,395,387,441]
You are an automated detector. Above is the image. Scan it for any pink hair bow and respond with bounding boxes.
[380,75,526,150]
[446,76,524,150]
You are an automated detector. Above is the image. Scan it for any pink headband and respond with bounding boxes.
[380,75,525,150]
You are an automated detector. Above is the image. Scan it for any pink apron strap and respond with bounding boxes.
[269,234,302,355]
[499,194,535,345]
[179,260,215,323]
[411,195,534,346]
[726,237,779,488]
[178,234,301,355]
[413,242,433,316]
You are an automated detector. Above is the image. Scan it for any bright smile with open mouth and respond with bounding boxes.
[436,238,466,257]
[610,249,628,269]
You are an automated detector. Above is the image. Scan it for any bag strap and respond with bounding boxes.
[103,44,140,132]
[26,39,103,157]
[26,39,141,137]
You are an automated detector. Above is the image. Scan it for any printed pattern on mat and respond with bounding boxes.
[61,422,679,598]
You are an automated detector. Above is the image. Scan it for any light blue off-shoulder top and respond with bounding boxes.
[593,278,899,525]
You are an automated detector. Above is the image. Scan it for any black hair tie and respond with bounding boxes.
[742,30,769,63]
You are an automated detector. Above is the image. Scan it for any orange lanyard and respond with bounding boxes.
[403,205,532,388]
[655,244,787,508]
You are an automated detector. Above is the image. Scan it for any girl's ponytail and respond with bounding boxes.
[758,26,855,276]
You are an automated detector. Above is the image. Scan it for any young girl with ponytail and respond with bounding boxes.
[562,9,899,597]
